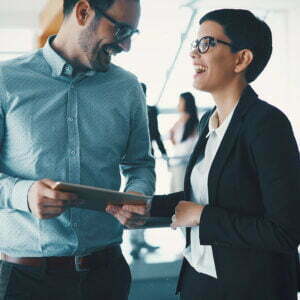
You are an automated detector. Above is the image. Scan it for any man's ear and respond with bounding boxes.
[75,0,92,26]
[234,49,254,74]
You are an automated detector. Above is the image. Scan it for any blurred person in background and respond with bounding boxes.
[168,92,199,192]
[142,83,168,159]
[129,82,161,259]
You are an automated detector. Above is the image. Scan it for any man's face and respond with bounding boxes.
[78,0,140,72]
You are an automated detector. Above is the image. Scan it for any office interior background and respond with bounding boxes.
[1,0,299,299]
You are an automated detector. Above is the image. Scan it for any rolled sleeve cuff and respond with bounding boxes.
[124,183,154,196]
[10,180,35,212]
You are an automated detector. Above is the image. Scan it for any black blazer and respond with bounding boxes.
[151,86,300,300]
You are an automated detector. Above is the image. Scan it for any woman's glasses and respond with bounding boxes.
[191,36,238,54]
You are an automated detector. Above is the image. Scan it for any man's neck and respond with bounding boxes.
[52,31,89,73]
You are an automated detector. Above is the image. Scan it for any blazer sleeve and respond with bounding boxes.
[150,191,184,217]
[199,110,300,254]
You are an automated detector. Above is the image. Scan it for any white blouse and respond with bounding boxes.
[169,120,198,166]
[182,105,236,278]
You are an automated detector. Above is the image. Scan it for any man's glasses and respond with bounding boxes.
[96,9,139,42]
[191,36,238,54]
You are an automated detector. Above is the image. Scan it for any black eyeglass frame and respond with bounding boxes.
[191,36,238,54]
[95,8,139,42]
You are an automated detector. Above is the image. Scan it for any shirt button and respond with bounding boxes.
[65,65,72,74]
[67,117,74,122]
[70,150,75,155]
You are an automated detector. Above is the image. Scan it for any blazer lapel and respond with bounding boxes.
[208,85,258,205]
[183,110,212,247]
[184,109,213,200]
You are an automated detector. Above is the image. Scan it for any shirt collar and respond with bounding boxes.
[42,35,96,78]
[206,103,238,139]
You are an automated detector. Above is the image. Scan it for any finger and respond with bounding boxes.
[42,188,78,201]
[114,213,130,226]
[106,204,120,211]
[42,206,65,215]
[106,206,131,224]
[116,211,146,227]
[41,198,74,208]
[40,178,58,189]
[122,204,146,215]
[41,213,63,219]
[116,209,133,220]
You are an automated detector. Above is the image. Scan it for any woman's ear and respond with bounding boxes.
[234,49,254,74]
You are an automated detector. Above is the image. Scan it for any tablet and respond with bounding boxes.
[54,182,151,212]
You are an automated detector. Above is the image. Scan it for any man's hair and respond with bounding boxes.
[63,0,116,17]
[200,9,272,83]
[64,0,139,18]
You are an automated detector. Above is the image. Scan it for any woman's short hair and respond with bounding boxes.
[200,9,273,83]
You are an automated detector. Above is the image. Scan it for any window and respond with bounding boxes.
[0,28,34,61]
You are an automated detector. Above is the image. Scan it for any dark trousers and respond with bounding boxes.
[0,254,131,300]
[180,262,221,300]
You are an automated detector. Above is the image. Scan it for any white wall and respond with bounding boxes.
[0,0,299,141]
[0,0,47,28]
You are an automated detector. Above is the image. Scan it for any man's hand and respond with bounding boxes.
[28,179,81,219]
[106,191,150,228]
[171,201,204,229]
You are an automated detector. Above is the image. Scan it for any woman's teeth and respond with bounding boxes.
[195,65,208,73]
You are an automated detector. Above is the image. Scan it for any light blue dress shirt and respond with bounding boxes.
[0,37,155,257]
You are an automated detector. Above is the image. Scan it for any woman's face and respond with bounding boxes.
[177,97,186,113]
[190,20,238,93]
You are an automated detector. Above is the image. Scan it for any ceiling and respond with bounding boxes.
[0,0,298,28]
[1,0,47,13]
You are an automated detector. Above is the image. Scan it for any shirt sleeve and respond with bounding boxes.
[0,83,34,212]
[120,83,155,196]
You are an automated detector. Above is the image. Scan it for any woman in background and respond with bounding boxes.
[169,92,199,192]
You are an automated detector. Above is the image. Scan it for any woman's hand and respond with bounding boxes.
[106,191,150,229]
[171,201,204,229]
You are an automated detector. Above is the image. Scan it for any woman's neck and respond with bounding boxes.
[179,113,190,122]
[212,80,247,125]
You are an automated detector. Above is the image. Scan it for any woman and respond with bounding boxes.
[168,92,199,192]
[107,8,300,300]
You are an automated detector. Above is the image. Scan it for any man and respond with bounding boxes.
[0,0,155,299]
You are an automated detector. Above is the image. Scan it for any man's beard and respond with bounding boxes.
[78,22,123,72]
